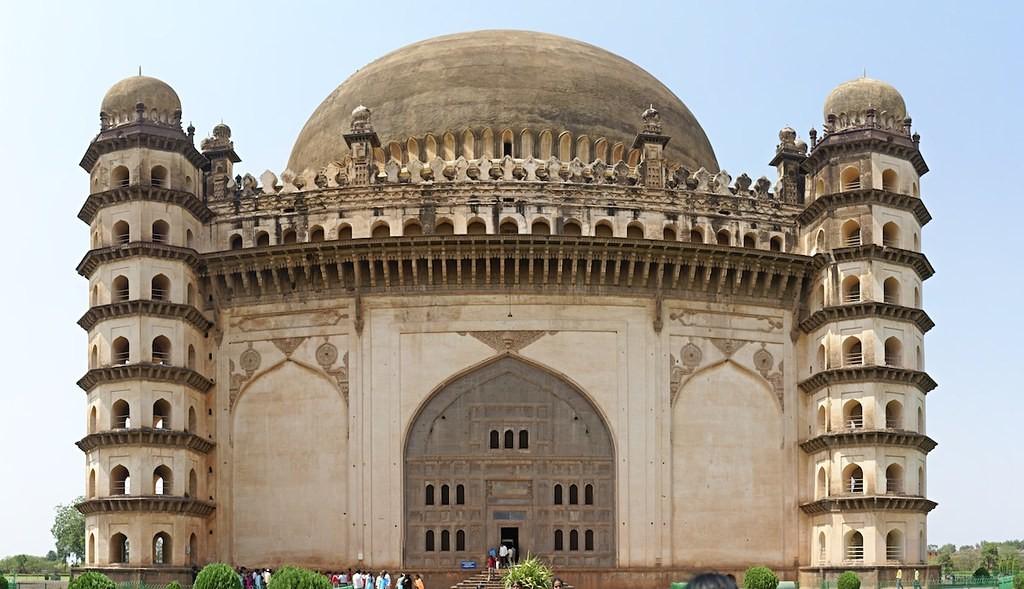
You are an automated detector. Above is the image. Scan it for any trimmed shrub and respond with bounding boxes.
[0,574,9,589]
[973,568,990,579]
[503,556,553,589]
[837,571,860,589]
[267,566,332,589]
[195,564,243,589]
[743,567,779,589]
[1012,573,1024,589]
[167,581,183,589]
[69,572,116,589]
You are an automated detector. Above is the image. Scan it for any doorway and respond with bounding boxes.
[500,526,519,563]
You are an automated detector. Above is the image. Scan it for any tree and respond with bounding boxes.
[51,497,85,565]
[938,552,954,574]
[13,555,29,574]
[981,543,1000,572]
[45,551,58,561]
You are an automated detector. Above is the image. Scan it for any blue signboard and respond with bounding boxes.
[460,561,477,570]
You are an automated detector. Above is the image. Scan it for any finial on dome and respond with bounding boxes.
[351,105,373,133]
[201,122,235,153]
[641,104,662,134]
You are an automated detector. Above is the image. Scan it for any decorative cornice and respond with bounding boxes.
[76,428,215,454]
[78,185,213,225]
[77,242,203,279]
[799,429,937,454]
[78,300,213,333]
[800,302,934,333]
[203,235,815,307]
[797,189,931,228]
[803,128,929,177]
[80,126,209,173]
[799,495,937,515]
[831,244,934,280]
[798,367,937,395]
[77,363,214,393]
[76,496,215,517]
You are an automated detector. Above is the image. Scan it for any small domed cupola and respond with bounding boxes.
[99,74,182,129]
[823,77,907,132]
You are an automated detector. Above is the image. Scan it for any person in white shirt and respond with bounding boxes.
[499,544,509,568]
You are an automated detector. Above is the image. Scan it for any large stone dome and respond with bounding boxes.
[824,77,907,131]
[100,75,181,127]
[287,30,718,174]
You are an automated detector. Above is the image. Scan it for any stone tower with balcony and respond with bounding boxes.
[793,77,937,586]
[76,75,216,581]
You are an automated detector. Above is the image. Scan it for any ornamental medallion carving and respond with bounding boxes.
[753,344,785,410]
[316,342,339,368]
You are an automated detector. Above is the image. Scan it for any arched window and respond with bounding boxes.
[441,530,451,551]
[882,222,900,247]
[818,531,827,564]
[112,337,130,366]
[282,229,298,244]
[90,345,99,369]
[562,221,582,236]
[309,226,325,242]
[627,223,644,239]
[569,484,579,505]
[585,530,594,551]
[769,236,783,251]
[817,405,827,434]
[840,166,861,191]
[883,277,901,305]
[153,465,173,495]
[185,229,194,249]
[151,220,169,244]
[843,464,864,494]
[152,399,170,429]
[816,178,826,198]
[913,182,919,197]
[113,220,131,244]
[554,484,563,505]
[886,529,904,561]
[467,219,487,235]
[188,533,197,565]
[518,430,529,449]
[186,283,195,306]
[884,337,903,367]
[425,484,435,506]
[690,228,704,243]
[88,533,95,564]
[882,169,898,192]
[842,220,862,247]
[111,465,130,495]
[817,344,827,373]
[153,532,171,564]
[112,275,130,303]
[152,335,172,365]
[815,229,826,253]
[151,274,170,301]
[663,227,677,241]
[842,337,863,367]
[504,429,514,449]
[456,484,465,505]
[255,231,270,247]
[499,219,519,234]
[502,129,514,157]
[584,483,594,505]
[88,469,97,498]
[914,287,921,308]
[425,530,435,552]
[110,533,130,563]
[434,221,454,236]
[489,430,500,449]
[187,406,197,433]
[918,466,925,495]
[150,166,168,188]
[112,166,130,188]
[886,463,905,494]
[187,345,196,370]
[595,222,614,238]
[188,469,197,498]
[816,466,827,499]
[743,233,756,248]
[569,529,579,551]
[89,406,98,433]
[440,484,450,506]
[843,400,864,429]
[229,234,243,250]
[404,221,423,236]
[842,276,861,304]
[456,530,466,552]
[531,219,551,235]
[885,401,903,429]
[554,530,564,551]
[113,399,131,429]
[917,407,924,433]
[716,229,731,246]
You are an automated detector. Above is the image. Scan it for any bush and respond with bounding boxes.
[743,567,779,589]
[167,581,183,589]
[1013,573,1024,589]
[69,572,116,589]
[974,568,990,579]
[267,566,332,589]
[0,574,8,589]
[503,556,553,589]
[195,564,243,589]
[837,571,860,589]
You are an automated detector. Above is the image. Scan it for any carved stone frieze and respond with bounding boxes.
[271,337,306,357]
[459,330,558,354]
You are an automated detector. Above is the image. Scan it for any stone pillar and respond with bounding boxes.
[769,126,807,204]
[343,105,381,186]
[632,105,671,189]
[201,123,241,200]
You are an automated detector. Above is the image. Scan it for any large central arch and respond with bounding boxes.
[404,356,615,568]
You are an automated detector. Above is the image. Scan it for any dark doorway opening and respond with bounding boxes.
[500,526,519,563]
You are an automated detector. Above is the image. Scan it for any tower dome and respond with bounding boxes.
[287,30,718,174]
[824,76,907,132]
[100,74,182,127]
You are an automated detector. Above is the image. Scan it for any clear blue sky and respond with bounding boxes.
[1,0,1021,557]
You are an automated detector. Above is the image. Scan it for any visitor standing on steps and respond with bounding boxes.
[498,543,508,568]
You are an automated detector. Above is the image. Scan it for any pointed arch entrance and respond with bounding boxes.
[404,356,615,567]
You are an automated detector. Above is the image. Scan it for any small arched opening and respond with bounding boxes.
[150,166,168,188]
[842,275,861,304]
[188,533,197,565]
[531,219,551,235]
[743,233,757,248]
[456,529,466,552]
[281,228,298,244]
[818,531,827,564]
[569,484,579,505]
[554,529,564,551]
[917,407,924,433]
[186,283,194,306]
[404,221,423,236]
[441,529,451,552]
[584,483,594,505]
[585,529,595,551]
[187,345,196,369]
[440,484,450,506]
[570,529,580,551]
[499,219,520,234]
[886,529,904,561]
[885,400,904,429]
[817,344,827,373]
[113,220,131,245]
[424,484,435,506]
[769,236,783,251]
[153,532,171,565]
[111,465,131,495]
[185,229,194,249]
[90,345,99,369]
[882,222,900,247]
[817,405,827,434]
[503,429,514,449]
[842,464,864,494]
[456,484,465,505]
[435,220,454,235]
[840,166,861,191]
[337,225,353,240]
[112,166,130,188]
[152,399,171,429]
[816,178,826,198]
[309,226,325,242]
[882,169,898,192]
[554,484,564,505]
[690,227,704,244]
[627,223,645,239]
[151,274,170,301]
[425,530,435,552]
[816,466,827,499]
[846,530,864,562]
[663,226,678,241]
[151,335,171,365]
[886,463,905,494]
[188,469,197,498]
[255,231,270,247]
[842,220,862,247]
[884,337,903,367]
[89,406,98,433]
[151,220,169,244]
[843,399,864,429]
[466,219,487,235]
[518,429,529,449]
[111,337,130,366]
[489,430,499,449]
[595,222,614,238]
[187,406,197,433]
[112,275,130,302]
[153,465,173,495]
[918,466,925,495]
[110,533,130,563]
[229,234,243,250]
[88,469,97,498]
[112,399,131,429]
[883,277,901,305]
[88,533,95,564]
[562,220,582,236]
[716,229,731,246]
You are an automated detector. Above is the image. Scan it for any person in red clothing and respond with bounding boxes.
[486,554,496,581]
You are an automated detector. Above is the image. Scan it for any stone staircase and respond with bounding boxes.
[449,570,507,589]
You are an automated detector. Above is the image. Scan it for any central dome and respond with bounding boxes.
[287,30,718,174]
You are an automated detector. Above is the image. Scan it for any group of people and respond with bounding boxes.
[226,568,425,589]
[237,567,272,589]
[486,543,518,570]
